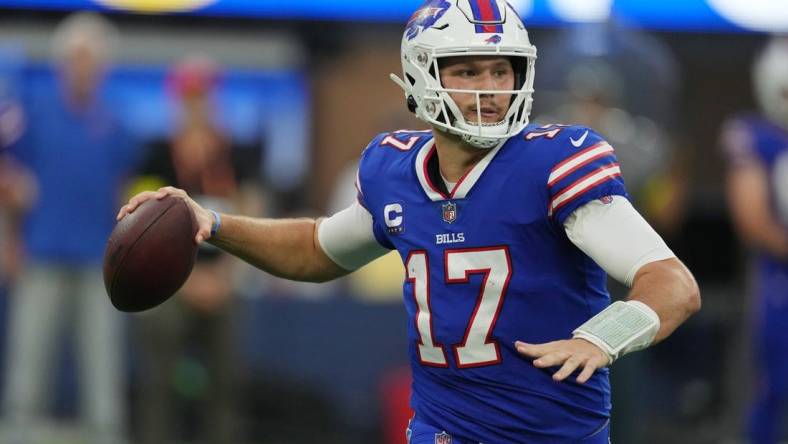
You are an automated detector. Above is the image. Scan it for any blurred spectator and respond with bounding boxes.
[0,45,29,285]
[534,23,686,235]
[131,55,262,444]
[0,12,135,444]
[0,53,30,438]
[0,156,35,284]
[722,36,788,444]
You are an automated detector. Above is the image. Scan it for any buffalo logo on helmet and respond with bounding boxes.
[485,34,502,44]
[442,202,458,224]
[434,431,453,444]
[406,0,452,40]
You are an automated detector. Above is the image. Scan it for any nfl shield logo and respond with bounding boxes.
[442,202,457,224]
[434,431,452,444]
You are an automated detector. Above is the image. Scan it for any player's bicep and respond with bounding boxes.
[317,200,391,271]
[564,196,675,287]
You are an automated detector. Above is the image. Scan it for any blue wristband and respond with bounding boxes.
[209,210,222,236]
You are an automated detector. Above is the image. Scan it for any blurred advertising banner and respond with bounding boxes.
[0,0,786,32]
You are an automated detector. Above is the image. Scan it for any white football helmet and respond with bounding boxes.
[391,0,537,149]
[753,36,788,130]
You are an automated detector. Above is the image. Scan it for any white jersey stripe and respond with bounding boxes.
[415,139,446,201]
[354,167,362,195]
[548,143,614,186]
[550,164,622,214]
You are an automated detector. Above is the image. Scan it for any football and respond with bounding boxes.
[103,196,198,312]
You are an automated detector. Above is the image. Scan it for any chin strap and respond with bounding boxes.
[572,300,660,366]
[390,73,408,92]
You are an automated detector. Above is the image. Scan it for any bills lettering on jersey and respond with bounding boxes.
[436,232,465,245]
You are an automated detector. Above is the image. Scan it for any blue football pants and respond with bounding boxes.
[406,416,611,444]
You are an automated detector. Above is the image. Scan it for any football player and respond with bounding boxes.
[119,1,700,442]
[722,36,788,444]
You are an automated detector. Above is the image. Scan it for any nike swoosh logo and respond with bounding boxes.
[570,130,589,148]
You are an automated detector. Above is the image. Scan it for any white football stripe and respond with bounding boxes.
[548,143,614,186]
[550,164,621,212]
[415,139,446,201]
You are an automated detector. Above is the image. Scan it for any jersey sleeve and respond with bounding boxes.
[547,126,629,224]
[353,133,398,250]
[354,133,385,212]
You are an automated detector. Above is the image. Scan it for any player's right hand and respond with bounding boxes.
[116,186,214,245]
[515,338,610,384]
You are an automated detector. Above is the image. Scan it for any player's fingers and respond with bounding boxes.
[194,226,211,245]
[575,359,601,384]
[117,191,155,219]
[532,351,570,368]
[155,186,183,199]
[514,341,554,357]
[552,356,583,382]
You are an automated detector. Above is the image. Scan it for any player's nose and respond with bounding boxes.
[475,73,500,99]
[478,71,498,90]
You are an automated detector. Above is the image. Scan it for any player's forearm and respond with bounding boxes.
[735,217,788,260]
[628,258,700,343]
[208,214,348,283]
[727,167,788,260]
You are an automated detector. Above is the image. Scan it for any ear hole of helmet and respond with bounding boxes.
[407,95,418,113]
[429,63,439,83]
[406,73,416,86]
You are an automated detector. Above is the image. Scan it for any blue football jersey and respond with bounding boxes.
[357,125,628,443]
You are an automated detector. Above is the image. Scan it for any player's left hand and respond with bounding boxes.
[515,339,610,384]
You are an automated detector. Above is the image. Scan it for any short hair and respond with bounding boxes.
[51,12,119,65]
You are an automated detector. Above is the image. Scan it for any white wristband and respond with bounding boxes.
[572,300,660,365]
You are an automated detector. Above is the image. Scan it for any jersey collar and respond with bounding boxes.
[414,137,506,202]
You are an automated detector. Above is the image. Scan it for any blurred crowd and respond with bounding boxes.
[0,8,785,444]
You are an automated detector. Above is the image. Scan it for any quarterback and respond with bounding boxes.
[119,1,700,442]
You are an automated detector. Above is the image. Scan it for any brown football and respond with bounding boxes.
[103,196,198,312]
